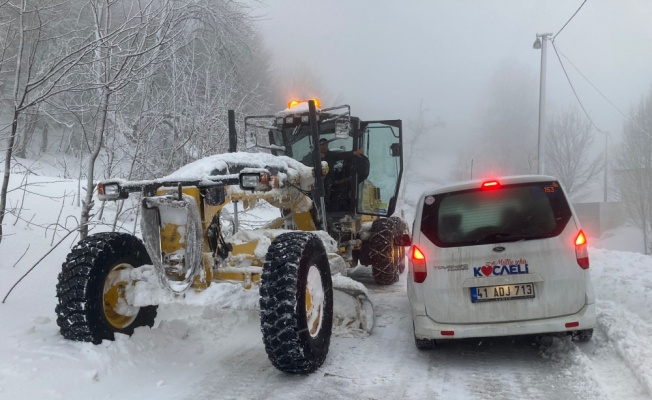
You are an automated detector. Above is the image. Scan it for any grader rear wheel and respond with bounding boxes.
[260,232,333,374]
[55,232,157,344]
[390,216,407,274]
[369,218,399,285]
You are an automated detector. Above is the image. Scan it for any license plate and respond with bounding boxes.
[470,283,535,303]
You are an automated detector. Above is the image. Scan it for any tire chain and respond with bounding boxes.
[260,232,318,373]
[55,232,156,344]
[369,218,398,284]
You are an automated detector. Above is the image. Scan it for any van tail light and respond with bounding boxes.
[411,246,427,283]
[575,230,589,269]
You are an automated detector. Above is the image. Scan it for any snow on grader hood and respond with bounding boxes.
[55,151,373,374]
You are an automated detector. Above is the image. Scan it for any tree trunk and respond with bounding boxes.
[0,112,21,244]
[15,111,39,159]
[79,87,111,240]
[40,123,49,155]
[0,0,26,245]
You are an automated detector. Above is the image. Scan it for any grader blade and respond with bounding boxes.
[141,193,203,294]
[332,276,375,334]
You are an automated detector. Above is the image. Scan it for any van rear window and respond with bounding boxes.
[420,181,573,247]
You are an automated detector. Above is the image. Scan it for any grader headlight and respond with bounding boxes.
[98,181,127,201]
[239,172,273,192]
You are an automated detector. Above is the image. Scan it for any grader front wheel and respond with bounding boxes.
[55,232,157,344]
[259,232,333,374]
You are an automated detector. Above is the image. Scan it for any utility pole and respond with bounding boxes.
[533,33,553,175]
[604,132,608,202]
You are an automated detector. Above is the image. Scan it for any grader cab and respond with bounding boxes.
[55,100,407,374]
[243,99,408,283]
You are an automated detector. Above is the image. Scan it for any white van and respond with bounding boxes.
[403,175,596,349]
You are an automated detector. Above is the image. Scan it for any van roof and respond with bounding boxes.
[421,175,560,197]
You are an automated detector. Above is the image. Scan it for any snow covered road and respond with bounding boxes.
[1,176,651,400]
[141,268,652,399]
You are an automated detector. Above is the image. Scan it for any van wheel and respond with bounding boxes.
[571,329,593,342]
[414,324,436,350]
[260,232,333,374]
[369,218,399,285]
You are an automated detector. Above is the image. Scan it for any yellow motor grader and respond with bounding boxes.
[55,100,407,374]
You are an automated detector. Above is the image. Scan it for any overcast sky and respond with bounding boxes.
[253,0,652,141]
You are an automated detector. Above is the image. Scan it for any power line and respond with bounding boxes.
[553,43,652,139]
[558,48,624,114]
[550,40,605,134]
[554,0,589,40]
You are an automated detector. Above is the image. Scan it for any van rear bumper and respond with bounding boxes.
[413,302,596,340]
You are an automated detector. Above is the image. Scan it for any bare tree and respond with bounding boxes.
[138,1,272,175]
[613,88,652,254]
[74,0,186,239]
[0,0,100,244]
[544,106,602,200]
[65,0,273,238]
[0,0,276,244]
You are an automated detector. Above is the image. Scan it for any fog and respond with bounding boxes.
[254,0,652,192]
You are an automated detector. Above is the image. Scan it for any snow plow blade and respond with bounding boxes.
[332,274,374,334]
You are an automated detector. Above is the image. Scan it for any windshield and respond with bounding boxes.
[284,125,353,167]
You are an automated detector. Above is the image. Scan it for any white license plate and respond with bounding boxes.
[470,283,535,303]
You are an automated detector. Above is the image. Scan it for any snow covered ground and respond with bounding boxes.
[1,165,652,399]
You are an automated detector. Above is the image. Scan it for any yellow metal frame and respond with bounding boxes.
[154,185,322,292]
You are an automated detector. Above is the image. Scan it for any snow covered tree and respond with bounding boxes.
[143,2,273,174]
[0,0,276,242]
[0,0,101,244]
[57,0,274,238]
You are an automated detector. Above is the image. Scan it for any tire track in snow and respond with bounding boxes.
[426,335,598,400]
[572,300,652,400]
[177,271,645,400]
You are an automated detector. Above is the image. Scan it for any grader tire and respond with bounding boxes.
[390,216,407,274]
[55,232,157,344]
[369,218,399,285]
[260,232,333,374]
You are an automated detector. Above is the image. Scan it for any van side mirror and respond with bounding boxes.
[393,233,412,247]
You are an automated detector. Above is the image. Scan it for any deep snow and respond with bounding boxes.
[1,161,651,399]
